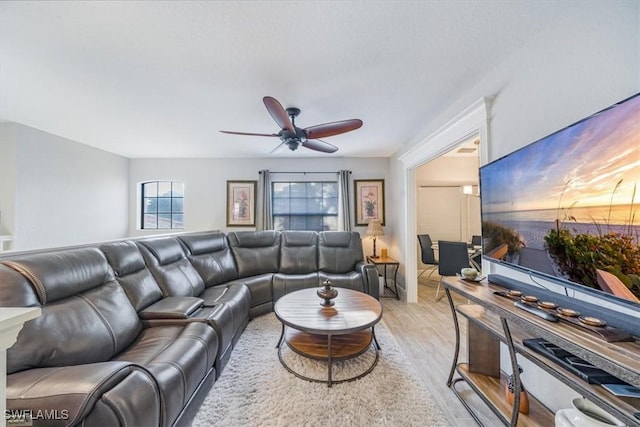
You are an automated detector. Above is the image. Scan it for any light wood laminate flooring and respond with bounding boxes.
[381,276,502,426]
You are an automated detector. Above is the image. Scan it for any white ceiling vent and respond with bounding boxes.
[457,147,477,154]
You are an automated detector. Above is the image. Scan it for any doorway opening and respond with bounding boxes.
[399,97,490,303]
[416,137,481,273]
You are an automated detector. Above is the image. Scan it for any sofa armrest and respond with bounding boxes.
[6,361,161,427]
[356,262,380,300]
[139,296,204,320]
[140,304,227,328]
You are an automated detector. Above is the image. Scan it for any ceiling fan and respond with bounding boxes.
[220,96,363,153]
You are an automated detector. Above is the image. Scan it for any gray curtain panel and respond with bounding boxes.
[258,170,273,230]
[338,170,352,231]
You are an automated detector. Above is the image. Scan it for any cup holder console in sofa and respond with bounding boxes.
[0,230,379,426]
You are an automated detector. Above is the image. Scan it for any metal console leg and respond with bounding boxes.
[501,318,521,427]
[445,288,460,387]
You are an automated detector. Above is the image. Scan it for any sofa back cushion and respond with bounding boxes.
[100,240,164,311]
[280,231,318,274]
[137,237,206,297]
[3,248,113,304]
[0,264,40,307]
[3,248,142,373]
[179,232,239,286]
[318,231,364,274]
[228,231,281,278]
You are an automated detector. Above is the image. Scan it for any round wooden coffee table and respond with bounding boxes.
[274,288,383,387]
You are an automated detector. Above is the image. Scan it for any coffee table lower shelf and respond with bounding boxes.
[451,363,554,427]
[277,326,380,387]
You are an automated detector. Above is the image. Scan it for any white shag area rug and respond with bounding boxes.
[191,313,447,427]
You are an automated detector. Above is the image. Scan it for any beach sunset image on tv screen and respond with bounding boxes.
[480,93,640,301]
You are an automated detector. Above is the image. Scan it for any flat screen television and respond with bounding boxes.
[480,92,640,308]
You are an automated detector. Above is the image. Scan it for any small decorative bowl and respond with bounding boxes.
[521,295,539,303]
[557,307,580,317]
[460,267,479,280]
[537,301,558,309]
[506,290,522,297]
[579,316,607,327]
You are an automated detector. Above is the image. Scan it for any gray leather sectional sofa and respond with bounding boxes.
[0,230,378,427]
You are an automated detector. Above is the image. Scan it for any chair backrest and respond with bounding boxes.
[437,240,471,276]
[486,243,509,260]
[417,234,436,264]
[471,235,482,246]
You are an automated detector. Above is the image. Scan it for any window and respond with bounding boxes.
[141,181,184,229]
[272,181,337,231]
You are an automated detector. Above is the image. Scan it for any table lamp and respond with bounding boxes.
[366,220,384,258]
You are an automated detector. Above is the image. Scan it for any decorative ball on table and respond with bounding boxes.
[317,279,339,307]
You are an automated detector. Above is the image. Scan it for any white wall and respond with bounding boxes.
[391,1,639,294]
[128,156,388,253]
[415,156,481,267]
[0,122,129,251]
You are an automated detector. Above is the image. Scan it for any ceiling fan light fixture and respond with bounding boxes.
[285,139,301,151]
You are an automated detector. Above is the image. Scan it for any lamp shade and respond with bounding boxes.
[366,220,384,237]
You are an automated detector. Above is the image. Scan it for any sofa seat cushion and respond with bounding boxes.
[199,283,250,332]
[318,271,365,291]
[7,361,161,427]
[272,273,319,301]
[226,273,273,309]
[115,322,217,427]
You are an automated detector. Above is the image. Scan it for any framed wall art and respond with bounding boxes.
[354,179,385,226]
[226,180,257,227]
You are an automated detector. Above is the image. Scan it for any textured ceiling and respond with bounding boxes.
[0,1,574,158]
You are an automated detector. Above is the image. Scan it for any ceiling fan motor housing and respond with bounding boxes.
[279,126,307,151]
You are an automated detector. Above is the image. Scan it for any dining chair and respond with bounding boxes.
[436,240,471,301]
[417,234,438,278]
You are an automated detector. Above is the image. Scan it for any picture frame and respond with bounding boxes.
[226,180,257,227]
[354,179,385,226]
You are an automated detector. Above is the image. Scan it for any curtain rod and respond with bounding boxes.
[259,171,351,174]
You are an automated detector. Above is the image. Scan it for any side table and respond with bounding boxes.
[366,255,400,299]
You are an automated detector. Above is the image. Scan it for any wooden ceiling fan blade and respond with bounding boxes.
[263,96,295,133]
[302,139,338,153]
[220,130,279,137]
[304,119,363,139]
